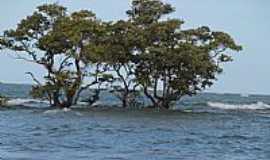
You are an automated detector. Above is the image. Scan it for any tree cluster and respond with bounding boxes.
[0,0,242,109]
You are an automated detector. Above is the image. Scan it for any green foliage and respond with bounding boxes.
[37,3,66,18]
[128,0,242,109]
[126,0,174,25]
[0,3,108,108]
[102,20,141,107]
[0,0,243,109]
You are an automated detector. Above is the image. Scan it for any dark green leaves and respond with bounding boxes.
[37,3,66,18]
[127,0,175,25]
[0,1,243,109]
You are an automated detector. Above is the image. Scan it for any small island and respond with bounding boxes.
[0,0,241,110]
[2,1,270,160]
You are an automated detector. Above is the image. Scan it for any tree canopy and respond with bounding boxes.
[0,3,108,108]
[0,0,242,109]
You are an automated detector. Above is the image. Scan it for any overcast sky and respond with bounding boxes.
[0,0,269,94]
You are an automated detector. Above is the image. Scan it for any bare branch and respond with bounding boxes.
[25,72,42,85]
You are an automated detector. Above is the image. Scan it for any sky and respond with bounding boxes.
[0,0,269,95]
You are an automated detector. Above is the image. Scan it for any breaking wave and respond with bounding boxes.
[43,108,72,114]
[4,98,270,111]
[6,98,49,107]
[43,108,84,116]
[4,98,99,109]
[207,101,270,110]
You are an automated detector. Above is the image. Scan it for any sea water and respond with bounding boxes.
[0,83,270,160]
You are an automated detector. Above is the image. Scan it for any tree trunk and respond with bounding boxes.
[143,87,157,107]
[50,91,73,109]
[88,89,100,106]
[161,100,170,109]
[122,98,127,108]
[52,92,61,107]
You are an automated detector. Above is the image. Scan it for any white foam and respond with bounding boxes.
[43,108,72,114]
[207,101,270,110]
[6,98,49,106]
[72,101,103,108]
[76,101,89,106]
[240,93,250,98]
[43,108,83,116]
[62,108,71,112]
[43,109,62,114]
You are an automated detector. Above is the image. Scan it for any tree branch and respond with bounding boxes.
[25,72,42,85]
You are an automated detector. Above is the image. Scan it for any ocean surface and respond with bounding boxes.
[0,83,270,160]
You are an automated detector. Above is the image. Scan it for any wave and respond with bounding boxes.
[6,98,49,107]
[43,108,83,116]
[240,93,250,98]
[43,108,72,114]
[207,101,270,110]
[5,98,270,111]
[5,98,100,109]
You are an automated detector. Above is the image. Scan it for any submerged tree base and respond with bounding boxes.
[70,103,178,112]
[0,96,7,107]
[78,105,191,114]
[0,1,242,111]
